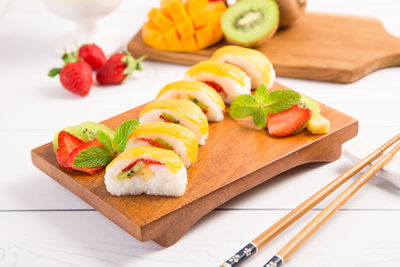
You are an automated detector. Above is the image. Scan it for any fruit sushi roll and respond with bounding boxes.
[211,45,276,90]
[139,99,209,145]
[105,146,187,197]
[185,60,251,104]
[126,122,198,168]
[156,80,225,122]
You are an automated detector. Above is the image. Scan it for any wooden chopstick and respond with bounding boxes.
[220,133,400,267]
[263,140,400,267]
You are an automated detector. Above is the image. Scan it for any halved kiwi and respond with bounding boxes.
[275,0,307,27]
[221,0,279,47]
[53,121,115,153]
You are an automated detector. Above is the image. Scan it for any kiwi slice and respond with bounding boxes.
[53,122,115,153]
[295,94,321,133]
[81,121,114,141]
[221,0,279,47]
[275,0,307,27]
[117,161,146,180]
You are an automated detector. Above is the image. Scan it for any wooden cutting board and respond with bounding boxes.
[31,82,358,247]
[128,12,400,83]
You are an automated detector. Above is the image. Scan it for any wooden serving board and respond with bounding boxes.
[128,12,400,83]
[31,82,358,247]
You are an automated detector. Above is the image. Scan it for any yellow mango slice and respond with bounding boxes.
[187,0,207,15]
[148,8,173,31]
[164,28,183,51]
[162,0,188,23]
[177,18,195,38]
[195,25,214,49]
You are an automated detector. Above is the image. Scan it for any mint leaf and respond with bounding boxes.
[253,107,268,128]
[229,95,260,118]
[97,131,113,153]
[113,120,139,152]
[254,84,269,104]
[265,90,301,114]
[73,146,113,168]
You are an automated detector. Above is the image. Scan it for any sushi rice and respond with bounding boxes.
[105,147,187,197]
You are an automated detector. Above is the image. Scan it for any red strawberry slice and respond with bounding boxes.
[78,44,107,71]
[56,131,85,168]
[202,80,227,95]
[67,139,105,175]
[267,104,312,137]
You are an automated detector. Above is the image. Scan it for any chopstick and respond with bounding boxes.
[263,140,400,267]
[220,133,400,267]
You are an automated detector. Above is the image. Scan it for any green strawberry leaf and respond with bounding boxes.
[73,146,114,168]
[48,68,61,77]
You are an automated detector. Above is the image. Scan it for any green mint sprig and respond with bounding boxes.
[73,120,139,168]
[229,84,301,129]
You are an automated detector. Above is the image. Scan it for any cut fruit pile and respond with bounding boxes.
[142,0,226,52]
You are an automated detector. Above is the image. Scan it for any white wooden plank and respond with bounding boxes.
[1,210,400,266]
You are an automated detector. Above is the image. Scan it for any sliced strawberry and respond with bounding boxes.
[267,104,312,137]
[122,158,164,172]
[56,131,85,168]
[67,139,105,174]
[202,81,227,95]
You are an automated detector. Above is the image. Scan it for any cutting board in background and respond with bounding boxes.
[128,12,400,83]
[31,82,358,247]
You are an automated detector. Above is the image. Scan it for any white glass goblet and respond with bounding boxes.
[42,0,123,55]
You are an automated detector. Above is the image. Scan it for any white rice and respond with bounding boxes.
[105,160,187,197]
[156,90,224,122]
[126,133,193,167]
[139,109,208,145]
[185,73,251,104]
[214,54,276,90]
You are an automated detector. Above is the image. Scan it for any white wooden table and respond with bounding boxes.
[1,0,399,266]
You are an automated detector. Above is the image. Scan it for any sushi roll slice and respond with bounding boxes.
[126,122,198,168]
[139,99,209,145]
[185,60,251,104]
[211,45,276,90]
[156,80,225,122]
[105,146,187,197]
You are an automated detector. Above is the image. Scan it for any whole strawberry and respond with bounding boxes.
[78,44,106,70]
[49,52,93,97]
[96,51,144,85]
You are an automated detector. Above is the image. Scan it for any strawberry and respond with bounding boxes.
[78,44,107,71]
[267,104,312,137]
[49,52,93,97]
[96,51,144,85]
[56,131,85,168]
[67,139,105,175]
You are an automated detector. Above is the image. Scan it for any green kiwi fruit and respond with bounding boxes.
[221,0,279,47]
[295,94,320,133]
[53,122,114,153]
[275,0,307,27]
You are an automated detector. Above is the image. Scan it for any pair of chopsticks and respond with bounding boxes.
[221,133,400,267]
